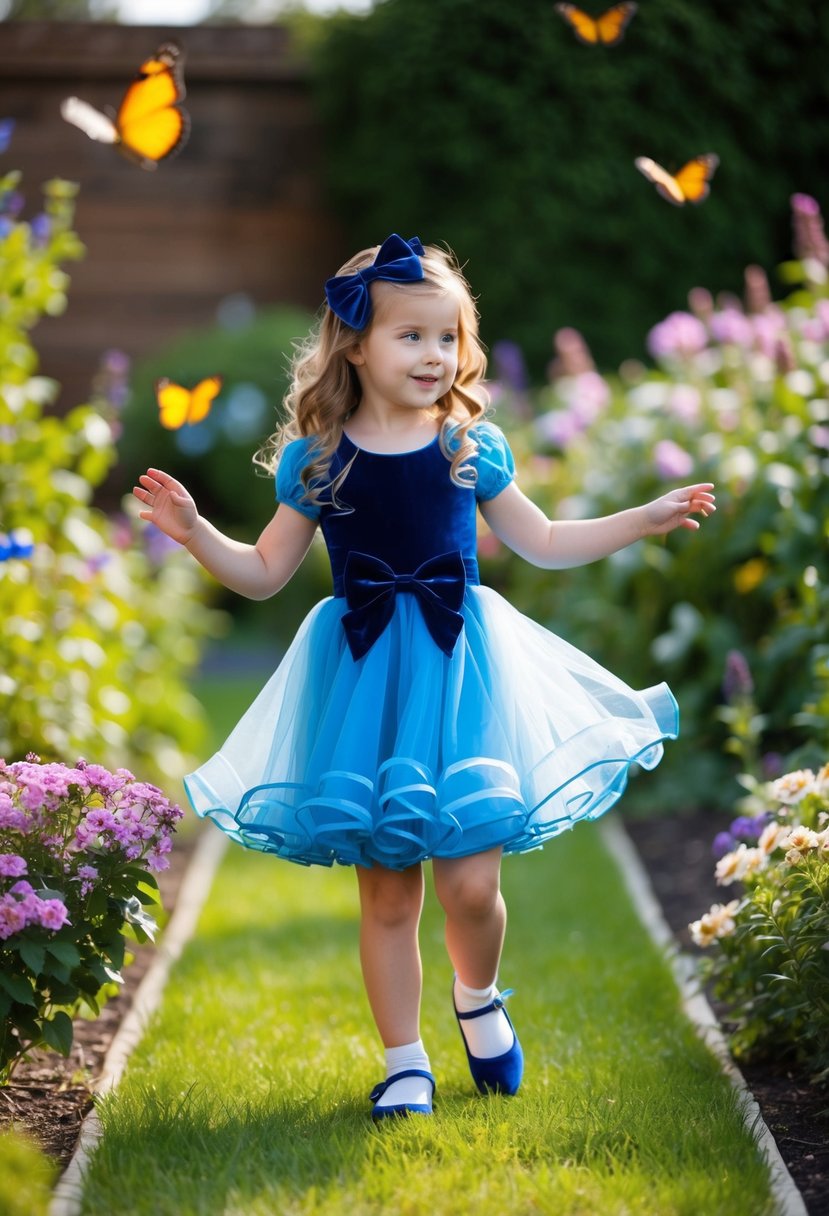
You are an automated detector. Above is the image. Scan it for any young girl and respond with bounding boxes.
[134,233,715,1120]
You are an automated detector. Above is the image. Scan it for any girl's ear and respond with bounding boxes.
[346,342,365,367]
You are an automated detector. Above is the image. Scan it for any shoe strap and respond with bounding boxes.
[454,988,515,1021]
[369,1068,436,1103]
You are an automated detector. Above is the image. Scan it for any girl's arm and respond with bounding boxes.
[133,467,318,599]
[479,481,715,569]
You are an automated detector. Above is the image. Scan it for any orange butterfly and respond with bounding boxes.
[634,154,719,206]
[154,376,223,430]
[61,42,189,170]
[555,2,638,45]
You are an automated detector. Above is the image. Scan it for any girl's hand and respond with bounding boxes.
[133,468,199,545]
[643,483,716,535]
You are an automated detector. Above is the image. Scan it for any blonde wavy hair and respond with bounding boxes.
[253,240,489,508]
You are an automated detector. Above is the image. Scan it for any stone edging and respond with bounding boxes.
[601,816,808,1216]
[48,828,228,1216]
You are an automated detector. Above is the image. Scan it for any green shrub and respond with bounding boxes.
[312,0,829,372]
[0,171,224,784]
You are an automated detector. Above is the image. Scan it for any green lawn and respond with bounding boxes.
[79,749,776,1215]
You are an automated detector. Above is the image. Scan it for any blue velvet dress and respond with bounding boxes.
[184,421,678,869]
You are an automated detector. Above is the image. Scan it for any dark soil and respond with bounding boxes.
[0,832,197,1172]
[2,814,827,1215]
[623,807,829,1216]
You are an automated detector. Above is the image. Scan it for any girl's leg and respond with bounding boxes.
[356,862,433,1111]
[356,861,425,1046]
[432,847,506,988]
[432,848,515,1060]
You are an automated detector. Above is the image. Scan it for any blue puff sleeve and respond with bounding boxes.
[472,421,516,502]
[275,437,321,521]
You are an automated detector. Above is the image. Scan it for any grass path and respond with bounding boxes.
[79,795,777,1213]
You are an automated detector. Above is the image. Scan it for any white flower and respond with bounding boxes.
[771,769,816,804]
[740,847,767,877]
[758,821,788,855]
[715,845,750,885]
[813,763,829,796]
[781,825,820,853]
[689,900,740,948]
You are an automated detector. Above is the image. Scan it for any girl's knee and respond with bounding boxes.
[358,865,423,929]
[434,861,502,920]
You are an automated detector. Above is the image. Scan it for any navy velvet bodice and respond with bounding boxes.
[320,433,480,597]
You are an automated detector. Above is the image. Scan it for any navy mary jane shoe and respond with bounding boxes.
[369,1068,436,1120]
[453,985,524,1096]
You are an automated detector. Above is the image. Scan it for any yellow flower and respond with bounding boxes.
[782,825,820,853]
[733,558,768,594]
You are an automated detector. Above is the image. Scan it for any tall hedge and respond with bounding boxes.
[312,0,829,372]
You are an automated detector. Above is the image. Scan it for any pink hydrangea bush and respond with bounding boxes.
[689,764,829,1083]
[0,754,183,1082]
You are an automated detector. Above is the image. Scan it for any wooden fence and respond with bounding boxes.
[0,21,342,409]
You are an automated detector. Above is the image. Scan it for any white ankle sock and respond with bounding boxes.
[454,977,515,1059]
[375,1039,433,1109]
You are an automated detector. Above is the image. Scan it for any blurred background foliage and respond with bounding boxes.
[311,0,829,374]
[0,171,225,789]
[481,224,829,809]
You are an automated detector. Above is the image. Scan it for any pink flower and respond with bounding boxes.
[710,308,754,348]
[666,385,701,423]
[536,409,583,449]
[0,897,27,939]
[654,439,694,480]
[647,312,708,361]
[0,853,27,877]
[36,898,70,931]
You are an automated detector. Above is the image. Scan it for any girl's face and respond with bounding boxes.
[348,284,460,417]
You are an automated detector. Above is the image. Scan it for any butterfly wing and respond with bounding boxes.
[556,2,637,45]
[673,154,719,204]
[187,376,223,425]
[116,41,189,169]
[634,156,686,205]
[60,96,119,145]
[555,4,601,43]
[594,3,638,45]
[155,378,193,430]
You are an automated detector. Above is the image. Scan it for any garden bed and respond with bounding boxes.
[2,814,826,1215]
[623,807,829,1216]
[0,831,197,1172]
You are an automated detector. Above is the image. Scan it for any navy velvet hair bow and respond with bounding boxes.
[324,234,425,331]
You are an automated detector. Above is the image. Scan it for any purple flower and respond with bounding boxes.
[646,312,708,361]
[722,649,753,702]
[653,439,693,480]
[0,118,15,154]
[569,372,610,426]
[710,308,754,348]
[36,898,70,932]
[29,213,51,246]
[712,831,735,860]
[730,815,767,843]
[791,193,829,265]
[143,524,182,565]
[666,385,701,424]
[492,340,529,393]
[535,409,583,449]
[0,853,28,878]
[0,897,26,939]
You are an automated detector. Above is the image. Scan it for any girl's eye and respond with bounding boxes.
[402,332,420,342]
[441,333,457,345]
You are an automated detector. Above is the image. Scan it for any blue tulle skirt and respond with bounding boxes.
[184,587,678,869]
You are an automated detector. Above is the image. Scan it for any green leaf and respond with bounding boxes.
[41,1011,73,1057]
[18,941,46,976]
[46,940,82,968]
[0,972,36,1006]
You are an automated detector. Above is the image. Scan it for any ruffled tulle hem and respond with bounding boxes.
[184,586,678,870]
[185,722,674,869]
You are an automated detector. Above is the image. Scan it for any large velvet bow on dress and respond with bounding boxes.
[342,550,466,660]
[324,234,425,331]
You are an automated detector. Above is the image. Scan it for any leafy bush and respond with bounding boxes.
[312,0,829,372]
[689,764,829,1083]
[0,170,225,782]
[485,197,829,807]
[0,754,183,1084]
